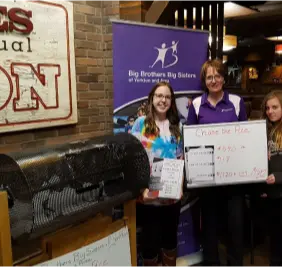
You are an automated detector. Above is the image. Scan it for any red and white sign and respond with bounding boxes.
[0,1,77,133]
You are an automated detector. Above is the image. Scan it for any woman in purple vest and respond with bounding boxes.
[187,59,247,266]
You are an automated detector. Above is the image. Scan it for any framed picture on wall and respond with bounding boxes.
[248,67,259,80]
[226,64,242,89]
[262,66,282,84]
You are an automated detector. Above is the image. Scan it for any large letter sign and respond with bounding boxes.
[0,1,77,133]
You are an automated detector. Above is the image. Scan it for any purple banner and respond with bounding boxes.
[112,20,209,113]
[177,196,201,258]
[112,20,205,264]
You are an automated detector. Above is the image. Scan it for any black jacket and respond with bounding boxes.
[265,151,282,198]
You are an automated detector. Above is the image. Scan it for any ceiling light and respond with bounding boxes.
[266,36,282,42]
[224,2,257,18]
[223,35,237,51]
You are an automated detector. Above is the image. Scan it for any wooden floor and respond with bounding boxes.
[177,241,270,266]
[218,241,270,266]
[243,244,269,266]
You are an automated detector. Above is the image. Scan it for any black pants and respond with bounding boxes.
[137,201,181,259]
[200,186,245,266]
[268,198,282,266]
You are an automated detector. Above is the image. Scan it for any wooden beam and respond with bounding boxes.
[217,2,224,59]
[145,1,169,24]
[211,3,217,59]
[195,5,202,30]
[177,2,184,27]
[186,4,193,29]
[119,1,145,22]
[0,191,13,266]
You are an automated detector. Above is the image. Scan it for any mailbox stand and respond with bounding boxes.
[0,191,137,266]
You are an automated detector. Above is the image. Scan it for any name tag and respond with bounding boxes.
[221,108,233,112]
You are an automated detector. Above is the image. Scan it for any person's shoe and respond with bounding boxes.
[142,255,158,266]
[161,248,177,266]
[201,260,221,266]
[269,261,282,266]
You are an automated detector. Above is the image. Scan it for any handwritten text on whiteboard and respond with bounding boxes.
[183,120,268,188]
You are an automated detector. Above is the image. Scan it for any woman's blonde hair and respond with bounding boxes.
[261,90,282,149]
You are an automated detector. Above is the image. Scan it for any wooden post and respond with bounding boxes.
[177,3,184,28]
[124,199,137,266]
[0,191,13,266]
[184,3,193,29]
[217,2,224,59]
[211,3,217,59]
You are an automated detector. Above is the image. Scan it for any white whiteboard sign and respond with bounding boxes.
[0,1,77,133]
[37,227,131,266]
[183,120,268,188]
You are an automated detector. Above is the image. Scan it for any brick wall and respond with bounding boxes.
[0,1,120,153]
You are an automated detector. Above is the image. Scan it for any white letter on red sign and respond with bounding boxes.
[11,63,61,111]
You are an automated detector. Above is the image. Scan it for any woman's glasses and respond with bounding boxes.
[206,74,223,83]
[154,93,172,101]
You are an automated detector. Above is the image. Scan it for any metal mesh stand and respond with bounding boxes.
[0,133,150,242]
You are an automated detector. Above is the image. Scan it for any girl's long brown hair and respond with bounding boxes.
[261,90,282,149]
[144,82,180,140]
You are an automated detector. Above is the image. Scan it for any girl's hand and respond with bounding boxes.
[260,193,267,198]
[142,188,158,202]
[266,174,276,185]
[180,187,183,199]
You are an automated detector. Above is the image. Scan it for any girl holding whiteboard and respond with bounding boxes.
[187,59,247,266]
[261,90,282,265]
[131,82,183,266]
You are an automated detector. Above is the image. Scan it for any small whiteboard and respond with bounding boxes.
[150,158,184,200]
[183,120,268,188]
[37,226,131,266]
